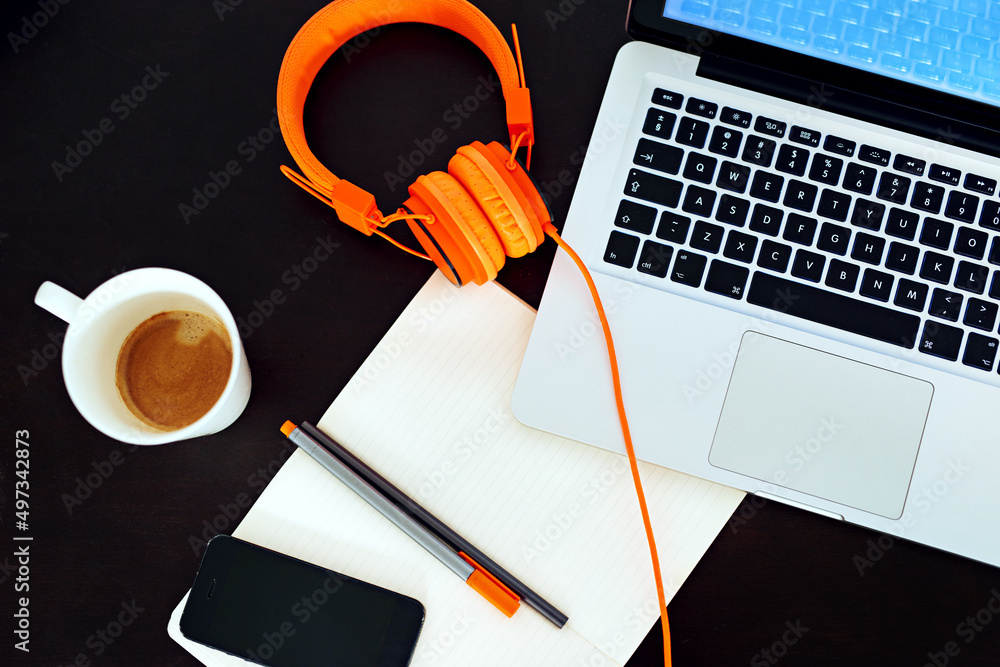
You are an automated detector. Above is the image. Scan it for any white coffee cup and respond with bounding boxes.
[34,268,251,445]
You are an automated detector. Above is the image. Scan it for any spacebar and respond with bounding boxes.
[746,272,919,349]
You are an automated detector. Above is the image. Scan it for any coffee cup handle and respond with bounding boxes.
[35,281,84,324]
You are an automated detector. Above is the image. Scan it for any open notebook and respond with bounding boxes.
[168,271,744,666]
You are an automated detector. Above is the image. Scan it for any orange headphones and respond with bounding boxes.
[275,2,674,663]
[276,0,549,286]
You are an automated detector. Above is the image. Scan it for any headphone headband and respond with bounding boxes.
[277,0,535,235]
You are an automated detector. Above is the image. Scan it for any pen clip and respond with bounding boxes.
[459,552,521,618]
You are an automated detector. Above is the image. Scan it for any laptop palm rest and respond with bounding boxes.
[708,332,933,519]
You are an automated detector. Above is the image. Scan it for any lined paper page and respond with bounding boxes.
[168,272,744,666]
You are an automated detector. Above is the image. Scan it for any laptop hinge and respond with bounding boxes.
[696,51,1000,161]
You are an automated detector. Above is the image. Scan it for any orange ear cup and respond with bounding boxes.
[402,141,551,286]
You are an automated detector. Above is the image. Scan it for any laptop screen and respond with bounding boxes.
[657,0,1000,106]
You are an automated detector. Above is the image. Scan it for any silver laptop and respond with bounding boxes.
[513,0,1000,568]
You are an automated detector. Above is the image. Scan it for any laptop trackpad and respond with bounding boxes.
[708,332,933,519]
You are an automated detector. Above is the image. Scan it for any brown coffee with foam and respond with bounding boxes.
[115,310,233,431]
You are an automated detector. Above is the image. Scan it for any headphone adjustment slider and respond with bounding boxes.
[329,179,382,235]
[505,87,534,152]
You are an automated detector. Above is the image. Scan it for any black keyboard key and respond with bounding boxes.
[954,226,988,260]
[912,182,945,213]
[964,298,998,331]
[750,171,784,202]
[776,144,810,176]
[652,88,683,109]
[929,163,961,185]
[920,251,954,284]
[918,321,963,360]
[885,242,920,275]
[676,117,710,148]
[817,189,852,221]
[683,152,717,183]
[790,126,821,147]
[929,288,963,321]
[720,106,752,128]
[824,135,855,157]
[894,154,925,176]
[656,212,691,244]
[671,250,707,287]
[750,204,783,236]
[716,194,751,226]
[742,135,776,167]
[783,213,817,245]
[686,97,718,119]
[783,180,818,212]
[808,154,843,185]
[965,173,996,196]
[614,200,657,234]
[980,200,1000,231]
[962,332,999,371]
[716,162,751,193]
[709,127,743,157]
[851,232,885,265]
[791,249,826,282]
[860,269,894,302]
[858,145,891,166]
[944,191,979,223]
[625,169,682,208]
[991,238,1000,266]
[817,222,851,255]
[681,185,717,217]
[637,240,674,278]
[851,199,886,230]
[633,138,683,174]
[706,259,750,299]
[953,260,990,294]
[895,278,929,312]
[919,217,954,250]
[755,116,786,138]
[690,220,724,253]
[642,108,677,140]
[826,259,860,292]
[604,231,639,267]
[758,240,792,272]
[843,163,877,194]
[876,173,911,204]
[723,231,758,263]
[748,272,920,348]
[992,271,1000,300]
[885,207,919,240]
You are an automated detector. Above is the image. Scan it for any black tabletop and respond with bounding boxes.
[2,1,998,665]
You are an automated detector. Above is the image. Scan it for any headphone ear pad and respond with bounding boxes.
[448,142,541,258]
[404,171,505,285]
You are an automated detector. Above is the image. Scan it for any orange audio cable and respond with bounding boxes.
[543,221,673,667]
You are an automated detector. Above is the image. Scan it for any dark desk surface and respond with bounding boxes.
[2,1,998,665]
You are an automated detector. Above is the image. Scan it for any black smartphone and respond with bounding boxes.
[180,536,424,667]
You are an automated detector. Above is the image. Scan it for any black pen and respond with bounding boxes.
[298,420,569,629]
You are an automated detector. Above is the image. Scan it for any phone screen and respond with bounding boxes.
[180,536,424,667]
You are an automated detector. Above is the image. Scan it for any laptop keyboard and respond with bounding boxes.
[672,0,1000,105]
[603,86,1000,379]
